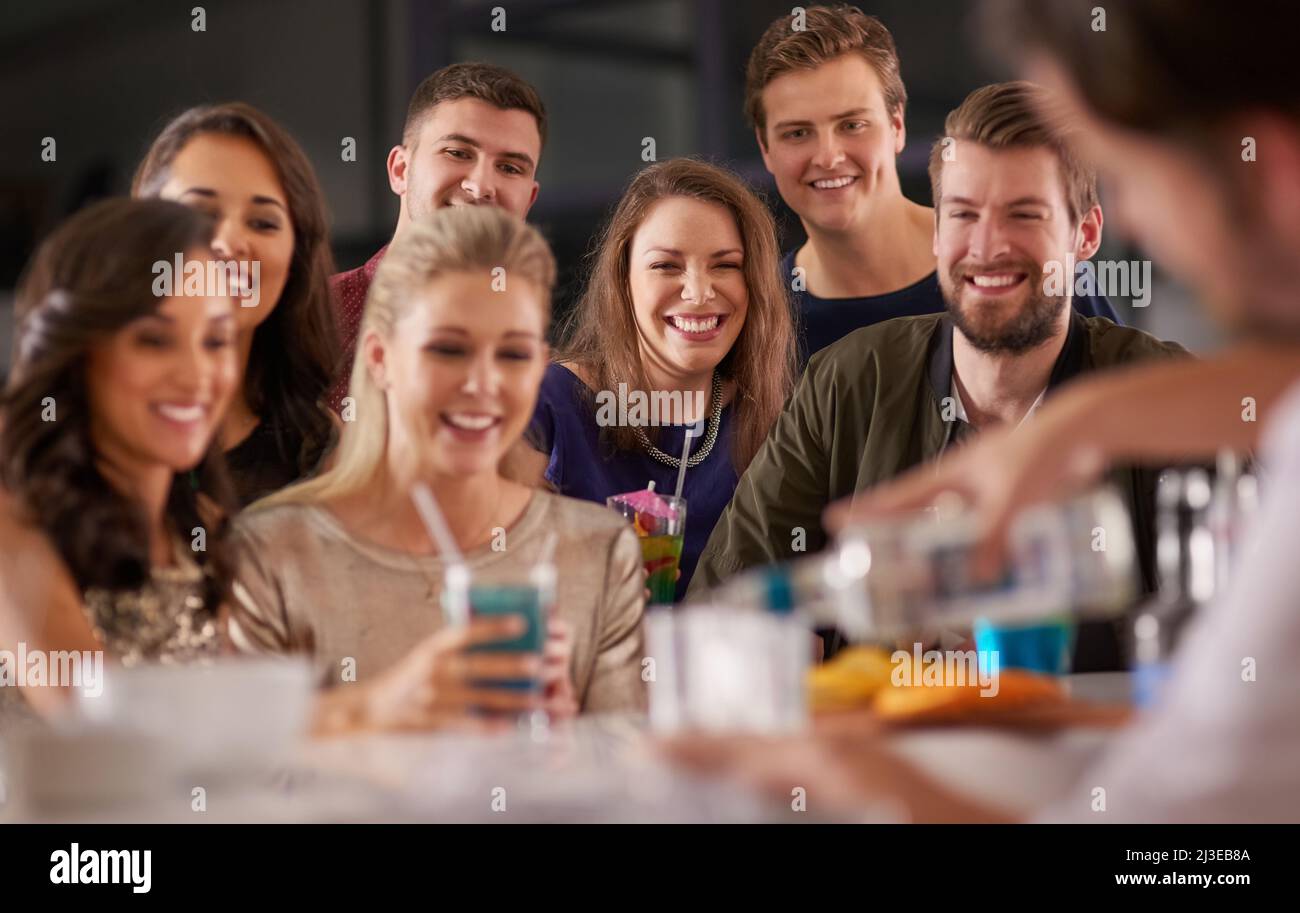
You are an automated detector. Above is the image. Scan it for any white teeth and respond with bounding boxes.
[445,413,496,431]
[156,403,203,423]
[670,315,720,334]
[971,274,1021,288]
[812,176,855,189]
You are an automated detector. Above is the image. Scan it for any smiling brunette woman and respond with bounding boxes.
[519,158,796,601]
[0,199,240,720]
[133,102,340,505]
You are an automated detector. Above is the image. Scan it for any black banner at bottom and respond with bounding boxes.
[0,823,1280,897]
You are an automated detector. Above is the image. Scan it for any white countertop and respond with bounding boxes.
[3,673,1133,823]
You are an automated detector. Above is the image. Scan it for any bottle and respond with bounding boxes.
[1208,451,1239,593]
[1132,469,1213,706]
[1207,450,1258,596]
[704,486,1137,642]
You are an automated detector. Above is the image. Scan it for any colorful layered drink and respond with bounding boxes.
[607,485,687,606]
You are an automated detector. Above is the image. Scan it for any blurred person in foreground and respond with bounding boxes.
[666,0,1300,823]
[692,81,1184,671]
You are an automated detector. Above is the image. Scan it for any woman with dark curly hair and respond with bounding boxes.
[133,102,340,505]
[0,198,240,717]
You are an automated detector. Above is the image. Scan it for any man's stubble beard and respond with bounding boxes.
[942,260,1069,355]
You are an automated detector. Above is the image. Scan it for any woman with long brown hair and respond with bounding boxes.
[133,102,340,505]
[0,198,240,718]
[0,198,528,734]
[521,158,796,600]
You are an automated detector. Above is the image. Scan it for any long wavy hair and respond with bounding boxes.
[557,158,796,472]
[0,198,237,605]
[132,102,339,484]
[251,205,556,511]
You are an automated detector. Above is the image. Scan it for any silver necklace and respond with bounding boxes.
[633,372,724,469]
[403,488,503,605]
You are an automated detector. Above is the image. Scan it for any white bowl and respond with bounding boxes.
[74,656,314,779]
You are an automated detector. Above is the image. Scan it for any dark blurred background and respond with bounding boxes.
[0,0,1218,380]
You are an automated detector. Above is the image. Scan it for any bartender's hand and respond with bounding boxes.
[824,405,1105,575]
[542,617,579,718]
[659,732,1015,823]
[827,345,1300,572]
[663,733,877,813]
[317,617,543,735]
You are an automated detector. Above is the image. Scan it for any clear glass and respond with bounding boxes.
[645,605,808,734]
[442,563,552,728]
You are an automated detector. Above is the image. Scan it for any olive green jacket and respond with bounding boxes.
[690,313,1189,620]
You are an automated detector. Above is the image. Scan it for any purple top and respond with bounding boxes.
[527,364,738,602]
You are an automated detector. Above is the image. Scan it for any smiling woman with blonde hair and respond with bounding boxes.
[228,205,646,731]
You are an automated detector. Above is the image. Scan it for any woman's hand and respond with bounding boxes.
[317,616,543,735]
[541,616,579,718]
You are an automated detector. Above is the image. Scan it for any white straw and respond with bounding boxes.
[410,482,470,625]
[537,531,558,568]
[674,423,698,501]
[533,531,559,618]
[410,482,464,563]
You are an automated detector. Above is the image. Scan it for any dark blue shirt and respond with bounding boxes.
[527,364,738,603]
[782,250,1123,364]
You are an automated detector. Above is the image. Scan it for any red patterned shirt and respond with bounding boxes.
[327,245,387,411]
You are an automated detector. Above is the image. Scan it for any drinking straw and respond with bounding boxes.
[410,482,469,625]
[410,482,464,562]
[673,424,697,502]
[533,531,559,617]
[537,531,558,569]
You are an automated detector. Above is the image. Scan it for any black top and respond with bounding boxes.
[528,363,738,602]
[224,420,332,508]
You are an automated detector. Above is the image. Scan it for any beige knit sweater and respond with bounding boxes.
[227,491,647,714]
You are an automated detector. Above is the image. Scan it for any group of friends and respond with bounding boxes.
[2,1,1300,822]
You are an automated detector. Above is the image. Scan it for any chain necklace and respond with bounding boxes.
[402,485,504,605]
[633,372,724,469]
[410,553,443,605]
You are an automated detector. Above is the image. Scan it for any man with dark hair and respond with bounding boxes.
[744,3,1119,363]
[692,82,1185,673]
[329,62,547,407]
